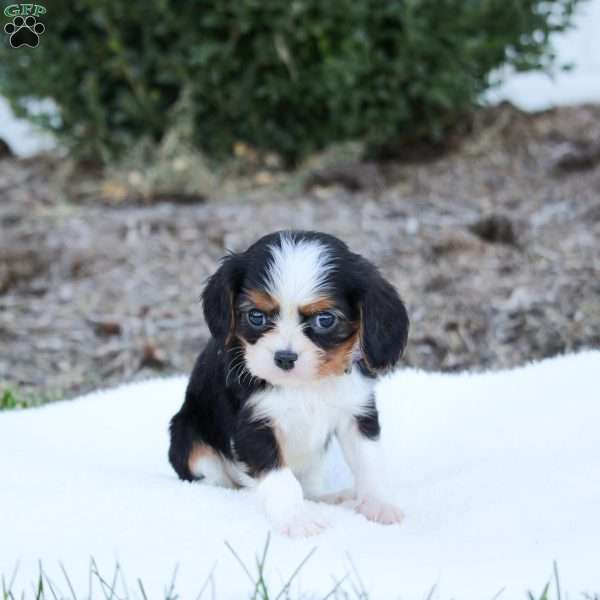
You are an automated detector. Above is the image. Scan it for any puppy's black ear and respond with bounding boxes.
[357,259,409,371]
[202,253,244,341]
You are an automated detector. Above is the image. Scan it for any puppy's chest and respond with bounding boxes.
[273,392,336,468]
[249,374,373,473]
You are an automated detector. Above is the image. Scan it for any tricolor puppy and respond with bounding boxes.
[168,231,409,536]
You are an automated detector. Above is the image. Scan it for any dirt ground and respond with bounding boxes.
[1,103,599,401]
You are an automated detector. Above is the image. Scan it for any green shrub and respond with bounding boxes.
[0,0,582,163]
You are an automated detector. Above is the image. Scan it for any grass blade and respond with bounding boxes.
[424,583,436,600]
[553,562,561,600]
[59,562,78,600]
[346,555,367,600]
[274,546,317,600]
[194,562,217,600]
[224,540,255,586]
[137,578,149,600]
[321,574,349,600]
[164,564,179,600]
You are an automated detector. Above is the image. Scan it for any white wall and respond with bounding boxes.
[488,0,600,109]
[0,97,55,156]
[1,0,599,157]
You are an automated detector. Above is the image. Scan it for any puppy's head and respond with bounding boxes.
[203,231,409,385]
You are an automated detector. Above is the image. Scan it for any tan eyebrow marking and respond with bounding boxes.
[299,297,336,316]
[245,289,279,313]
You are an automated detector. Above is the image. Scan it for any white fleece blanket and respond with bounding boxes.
[1,352,599,599]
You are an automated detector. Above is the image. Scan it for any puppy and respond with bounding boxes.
[168,231,409,537]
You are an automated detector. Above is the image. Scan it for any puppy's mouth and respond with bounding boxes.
[263,366,314,385]
[249,355,321,386]
[241,334,323,385]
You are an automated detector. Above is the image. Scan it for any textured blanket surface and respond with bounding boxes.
[1,352,599,599]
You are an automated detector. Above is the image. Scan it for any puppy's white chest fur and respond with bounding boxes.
[249,369,374,476]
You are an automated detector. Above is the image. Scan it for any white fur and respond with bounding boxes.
[243,325,320,385]
[264,232,334,310]
[257,467,327,537]
[336,419,404,525]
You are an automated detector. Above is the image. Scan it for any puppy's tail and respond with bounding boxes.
[168,412,200,482]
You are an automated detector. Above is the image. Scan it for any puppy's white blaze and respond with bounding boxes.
[264,233,334,312]
[244,233,336,383]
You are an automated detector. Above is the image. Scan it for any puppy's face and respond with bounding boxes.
[202,231,409,386]
[236,236,359,384]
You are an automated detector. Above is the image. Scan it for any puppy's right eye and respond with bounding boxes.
[247,309,267,328]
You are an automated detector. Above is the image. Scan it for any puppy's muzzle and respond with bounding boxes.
[274,350,298,371]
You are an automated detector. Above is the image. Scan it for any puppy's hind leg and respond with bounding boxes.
[168,412,233,487]
[188,443,235,488]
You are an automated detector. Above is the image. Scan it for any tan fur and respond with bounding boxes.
[187,443,215,474]
[318,331,359,377]
[225,290,236,344]
[246,289,279,313]
[299,297,336,316]
[357,306,371,370]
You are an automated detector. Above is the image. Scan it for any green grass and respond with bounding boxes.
[0,389,30,410]
[1,538,595,600]
[0,387,61,411]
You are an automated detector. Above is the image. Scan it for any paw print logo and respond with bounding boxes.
[4,15,45,48]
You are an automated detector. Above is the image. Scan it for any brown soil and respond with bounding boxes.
[1,103,599,400]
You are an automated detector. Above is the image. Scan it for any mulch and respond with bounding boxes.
[1,103,599,400]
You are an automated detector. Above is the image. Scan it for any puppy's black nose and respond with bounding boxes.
[274,350,298,371]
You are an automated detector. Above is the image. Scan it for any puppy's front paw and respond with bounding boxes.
[355,496,404,525]
[278,509,328,538]
[260,468,328,538]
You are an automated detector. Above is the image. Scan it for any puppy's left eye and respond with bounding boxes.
[313,312,337,330]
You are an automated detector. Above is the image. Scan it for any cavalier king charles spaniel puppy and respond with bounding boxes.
[168,230,409,537]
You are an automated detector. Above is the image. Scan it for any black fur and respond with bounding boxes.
[355,393,381,440]
[356,358,377,379]
[302,296,358,351]
[352,257,409,371]
[168,339,273,481]
[233,405,283,477]
[202,253,245,340]
[168,230,409,483]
